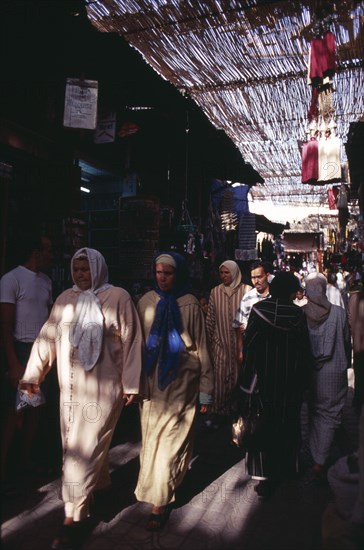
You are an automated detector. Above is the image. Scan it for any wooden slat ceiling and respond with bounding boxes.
[86,0,364,206]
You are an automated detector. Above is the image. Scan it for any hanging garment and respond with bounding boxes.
[323,31,336,79]
[221,188,238,231]
[327,187,339,209]
[262,238,274,263]
[238,212,256,251]
[318,87,335,123]
[308,87,319,123]
[318,133,341,183]
[232,184,250,216]
[302,137,319,184]
[309,36,325,85]
[309,31,336,87]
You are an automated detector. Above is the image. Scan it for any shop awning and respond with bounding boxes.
[255,214,287,235]
[283,232,322,252]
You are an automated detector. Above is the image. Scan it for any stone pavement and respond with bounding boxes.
[1,371,360,550]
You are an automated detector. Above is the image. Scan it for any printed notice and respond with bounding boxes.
[63,78,98,130]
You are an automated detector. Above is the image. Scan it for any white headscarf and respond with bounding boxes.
[69,248,112,371]
[219,260,242,297]
[155,254,177,268]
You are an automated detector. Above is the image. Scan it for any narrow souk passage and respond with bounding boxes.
[1,371,361,550]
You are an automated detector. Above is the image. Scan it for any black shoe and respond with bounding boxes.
[51,523,81,550]
[254,480,274,499]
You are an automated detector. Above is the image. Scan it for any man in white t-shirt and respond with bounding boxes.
[324,270,346,308]
[233,261,271,363]
[0,234,53,481]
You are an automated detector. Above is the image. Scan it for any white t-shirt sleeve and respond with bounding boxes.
[0,272,18,304]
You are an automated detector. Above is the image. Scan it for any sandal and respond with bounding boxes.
[146,507,170,531]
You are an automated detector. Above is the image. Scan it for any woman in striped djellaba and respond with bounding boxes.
[206,260,251,427]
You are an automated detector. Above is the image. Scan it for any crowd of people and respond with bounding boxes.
[0,238,363,548]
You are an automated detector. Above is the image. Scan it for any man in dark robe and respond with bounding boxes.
[240,271,312,497]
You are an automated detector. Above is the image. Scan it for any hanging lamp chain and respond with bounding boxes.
[178,109,195,229]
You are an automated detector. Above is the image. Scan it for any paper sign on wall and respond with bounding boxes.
[94,113,116,143]
[63,78,98,130]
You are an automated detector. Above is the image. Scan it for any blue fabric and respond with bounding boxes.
[145,251,190,390]
[210,179,250,215]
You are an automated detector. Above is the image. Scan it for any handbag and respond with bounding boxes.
[231,391,264,448]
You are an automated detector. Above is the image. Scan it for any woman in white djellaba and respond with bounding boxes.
[19,248,143,549]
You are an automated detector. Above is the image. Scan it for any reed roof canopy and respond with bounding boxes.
[86,0,364,207]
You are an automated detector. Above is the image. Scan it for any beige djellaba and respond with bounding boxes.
[20,286,143,521]
[135,291,214,507]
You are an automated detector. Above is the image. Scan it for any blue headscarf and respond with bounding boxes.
[144,251,190,390]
